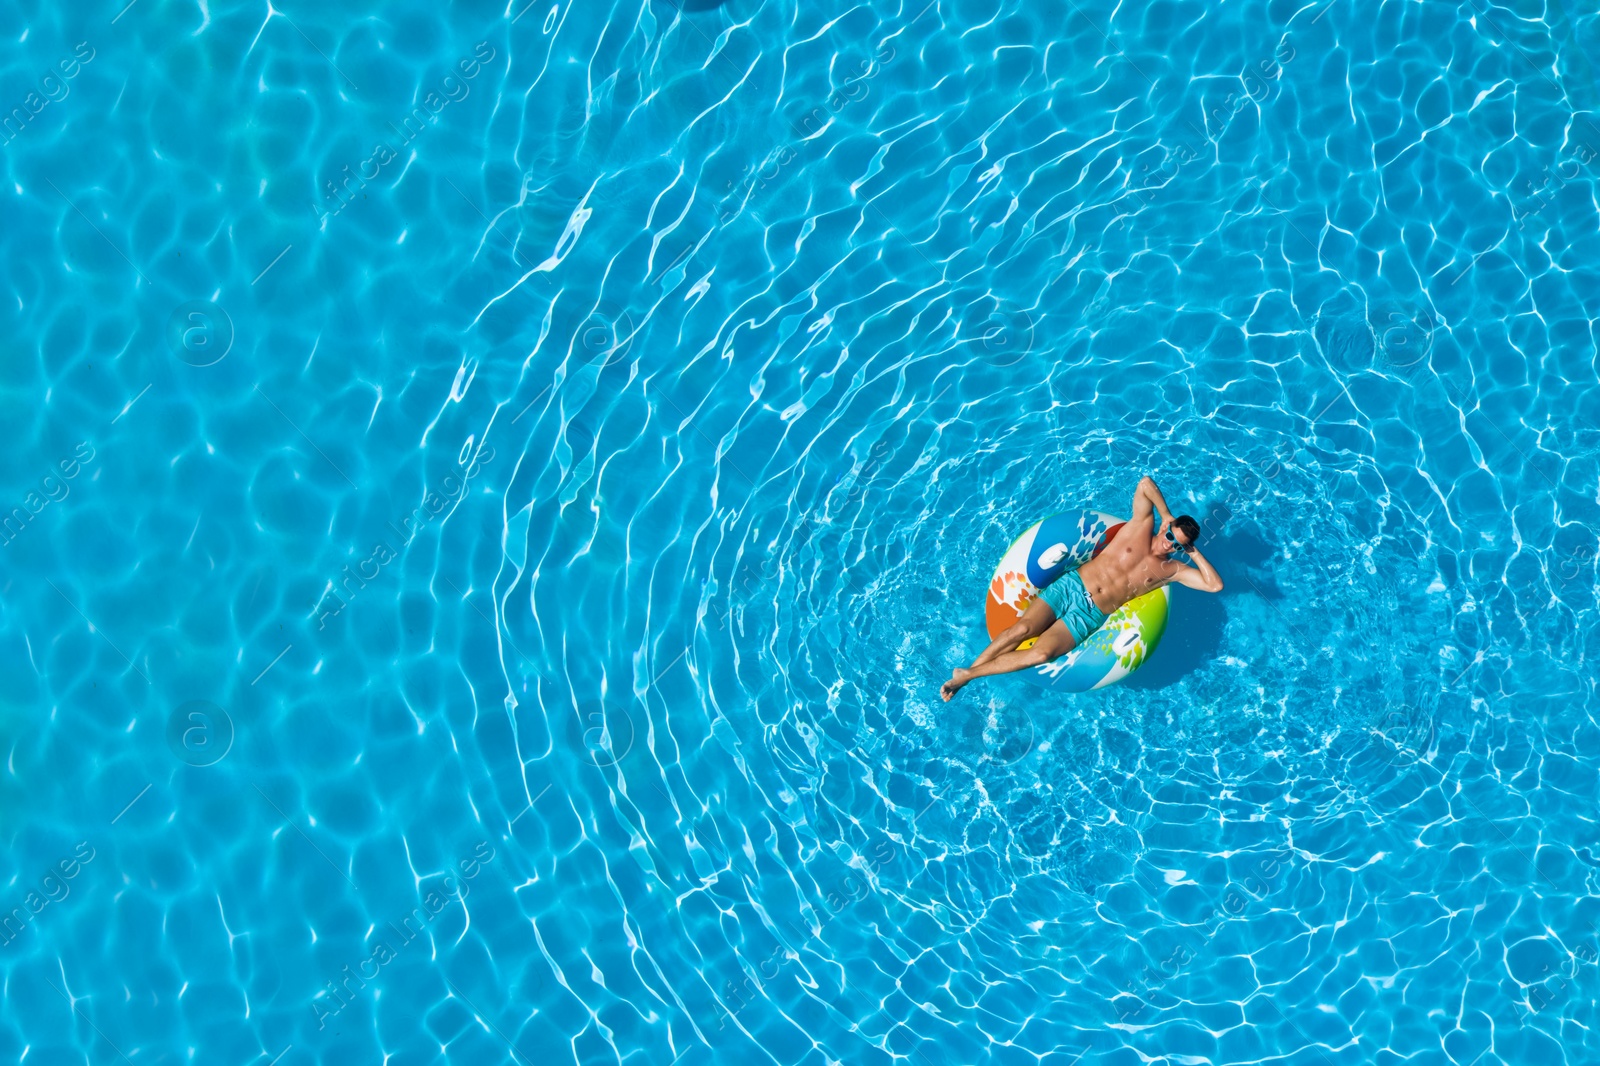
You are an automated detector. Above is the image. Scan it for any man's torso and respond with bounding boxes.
[1076,516,1182,613]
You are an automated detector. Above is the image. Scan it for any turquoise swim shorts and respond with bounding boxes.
[1037,568,1109,645]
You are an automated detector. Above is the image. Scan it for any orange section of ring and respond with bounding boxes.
[985,572,1028,637]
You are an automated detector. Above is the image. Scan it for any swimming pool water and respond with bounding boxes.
[2,0,1598,1062]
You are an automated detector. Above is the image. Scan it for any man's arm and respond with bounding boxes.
[1131,476,1175,525]
[1170,545,1224,593]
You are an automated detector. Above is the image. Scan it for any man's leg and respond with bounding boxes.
[967,597,1057,670]
[941,619,1077,700]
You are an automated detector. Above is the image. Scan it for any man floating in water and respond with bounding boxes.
[941,476,1224,700]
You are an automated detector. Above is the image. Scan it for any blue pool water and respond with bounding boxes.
[2,0,1599,1062]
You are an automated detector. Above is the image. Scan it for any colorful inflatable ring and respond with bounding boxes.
[985,511,1170,692]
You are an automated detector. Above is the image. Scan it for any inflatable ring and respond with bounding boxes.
[985,511,1170,692]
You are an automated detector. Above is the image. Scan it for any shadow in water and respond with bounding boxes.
[1123,513,1280,690]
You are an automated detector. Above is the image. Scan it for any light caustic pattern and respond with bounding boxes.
[0,0,1596,1063]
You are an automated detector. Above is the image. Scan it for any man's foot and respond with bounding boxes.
[940,668,971,701]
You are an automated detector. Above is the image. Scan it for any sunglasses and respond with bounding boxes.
[1165,527,1192,551]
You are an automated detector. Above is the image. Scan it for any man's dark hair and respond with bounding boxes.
[1173,515,1201,547]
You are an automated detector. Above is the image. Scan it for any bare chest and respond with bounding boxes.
[1079,543,1176,607]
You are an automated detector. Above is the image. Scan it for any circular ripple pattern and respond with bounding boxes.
[1,1,1598,1065]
